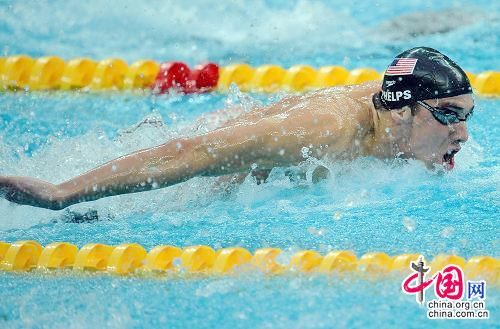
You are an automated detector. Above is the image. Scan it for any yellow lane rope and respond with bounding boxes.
[0,241,498,281]
[0,55,499,95]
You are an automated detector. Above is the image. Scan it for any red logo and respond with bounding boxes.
[402,256,464,304]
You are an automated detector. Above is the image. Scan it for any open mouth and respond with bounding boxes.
[443,149,458,170]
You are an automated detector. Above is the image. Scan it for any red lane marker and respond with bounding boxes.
[152,62,190,94]
[191,63,219,91]
[152,62,219,94]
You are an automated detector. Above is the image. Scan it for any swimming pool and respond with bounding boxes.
[0,0,498,328]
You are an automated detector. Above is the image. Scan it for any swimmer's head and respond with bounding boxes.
[373,47,474,170]
[375,46,472,109]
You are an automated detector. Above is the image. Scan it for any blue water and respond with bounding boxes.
[0,1,499,328]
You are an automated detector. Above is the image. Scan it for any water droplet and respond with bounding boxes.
[307,227,326,236]
[173,258,182,267]
[403,217,416,232]
[301,147,310,158]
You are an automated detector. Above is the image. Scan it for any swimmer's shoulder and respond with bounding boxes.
[260,82,380,120]
[312,83,377,129]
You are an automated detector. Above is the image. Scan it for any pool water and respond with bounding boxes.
[0,0,498,328]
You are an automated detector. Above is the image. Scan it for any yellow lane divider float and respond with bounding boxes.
[0,241,498,282]
[0,55,499,95]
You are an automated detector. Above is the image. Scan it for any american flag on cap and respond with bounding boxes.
[385,58,418,76]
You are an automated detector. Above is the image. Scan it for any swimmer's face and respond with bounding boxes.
[406,94,474,170]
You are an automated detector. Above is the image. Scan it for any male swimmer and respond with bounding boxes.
[0,47,474,210]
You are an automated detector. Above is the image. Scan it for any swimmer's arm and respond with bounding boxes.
[64,119,299,205]
[0,139,203,210]
[0,117,300,210]
[0,139,211,210]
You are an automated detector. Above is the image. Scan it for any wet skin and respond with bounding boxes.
[0,82,473,210]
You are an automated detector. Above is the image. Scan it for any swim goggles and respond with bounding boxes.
[417,101,474,125]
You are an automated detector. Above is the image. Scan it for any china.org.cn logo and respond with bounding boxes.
[401,256,490,320]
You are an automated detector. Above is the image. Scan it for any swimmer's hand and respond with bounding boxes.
[0,176,64,210]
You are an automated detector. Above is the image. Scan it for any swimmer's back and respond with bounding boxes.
[225,81,380,126]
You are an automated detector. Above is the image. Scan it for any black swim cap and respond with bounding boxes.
[376,47,472,109]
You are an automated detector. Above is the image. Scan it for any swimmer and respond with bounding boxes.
[0,47,474,210]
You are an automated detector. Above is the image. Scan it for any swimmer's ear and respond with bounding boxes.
[390,106,413,125]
